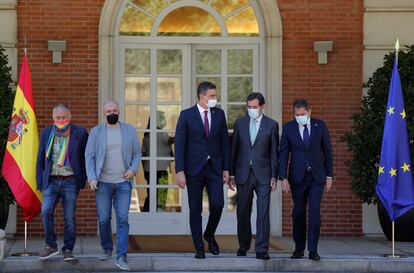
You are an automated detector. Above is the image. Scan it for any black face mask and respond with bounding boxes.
[106,113,119,125]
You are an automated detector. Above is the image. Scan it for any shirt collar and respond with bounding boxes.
[197,103,209,114]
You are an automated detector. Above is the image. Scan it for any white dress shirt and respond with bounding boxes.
[197,103,211,131]
[250,113,263,136]
[298,117,311,140]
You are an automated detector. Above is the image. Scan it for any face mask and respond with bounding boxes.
[248,108,261,120]
[54,120,69,129]
[295,115,309,126]
[106,113,119,125]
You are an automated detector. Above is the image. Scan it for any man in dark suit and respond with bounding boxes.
[229,92,279,260]
[36,104,88,261]
[279,99,333,261]
[175,81,230,259]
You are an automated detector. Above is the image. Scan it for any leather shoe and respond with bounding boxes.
[195,249,205,259]
[237,249,247,256]
[290,250,304,259]
[203,234,219,255]
[308,251,320,261]
[256,252,270,260]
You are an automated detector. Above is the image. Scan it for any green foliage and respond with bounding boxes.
[342,45,414,204]
[0,45,16,206]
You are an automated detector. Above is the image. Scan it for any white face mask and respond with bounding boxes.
[248,108,261,120]
[295,115,309,126]
[207,99,217,108]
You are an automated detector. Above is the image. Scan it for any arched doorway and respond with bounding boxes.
[99,0,283,235]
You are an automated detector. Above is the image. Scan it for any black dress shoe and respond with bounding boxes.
[237,249,247,256]
[290,250,304,259]
[256,252,270,260]
[195,250,206,259]
[308,251,320,261]
[203,234,219,255]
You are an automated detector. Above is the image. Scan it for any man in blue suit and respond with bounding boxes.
[279,99,333,261]
[36,104,88,261]
[175,81,230,259]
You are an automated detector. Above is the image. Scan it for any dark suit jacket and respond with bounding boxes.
[36,124,88,191]
[175,105,230,176]
[230,115,279,184]
[279,118,333,184]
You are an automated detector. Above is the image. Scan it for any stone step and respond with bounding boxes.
[1,254,414,273]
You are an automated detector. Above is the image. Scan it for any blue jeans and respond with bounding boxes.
[41,177,79,251]
[96,181,132,259]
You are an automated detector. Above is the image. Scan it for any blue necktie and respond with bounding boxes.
[303,124,309,147]
[250,120,257,145]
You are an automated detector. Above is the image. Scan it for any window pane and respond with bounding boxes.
[131,188,150,212]
[158,7,221,36]
[211,0,249,17]
[228,49,253,75]
[157,77,181,102]
[156,133,175,158]
[125,49,150,74]
[196,77,221,101]
[140,132,151,157]
[131,0,168,17]
[157,49,182,75]
[227,187,237,212]
[157,188,181,212]
[227,105,246,129]
[225,6,259,37]
[125,104,150,129]
[120,5,153,36]
[155,160,175,184]
[157,105,181,130]
[125,77,150,102]
[228,77,252,101]
[196,49,221,75]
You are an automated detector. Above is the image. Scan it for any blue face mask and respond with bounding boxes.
[295,115,309,126]
[248,108,261,120]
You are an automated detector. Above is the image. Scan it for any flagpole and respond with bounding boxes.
[12,221,36,257]
[392,221,395,257]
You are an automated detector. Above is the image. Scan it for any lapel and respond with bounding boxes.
[209,107,217,139]
[308,118,318,146]
[68,125,76,156]
[192,105,207,138]
[252,115,266,147]
[242,116,252,147]
[293,121,306,150]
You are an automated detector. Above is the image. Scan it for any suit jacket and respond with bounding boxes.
[175,105,230,176]
[279,117,333,184]
[85,122,141,186]
[230,115,279,184]
[36,124,88,191]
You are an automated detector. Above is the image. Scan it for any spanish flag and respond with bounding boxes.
[1,54,41,222]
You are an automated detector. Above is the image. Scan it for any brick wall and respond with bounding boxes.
[278,0,363,236]
[16,0,104,236]
[16,0,363,237]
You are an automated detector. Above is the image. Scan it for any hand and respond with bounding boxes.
[228,177,236,191]
[270,178,277,192]
[223,171,229,184]
[176,171,186,189]
[282,179,290,194]
[325,177,333,192]
[89,180,98,191]
[123,169,135,180]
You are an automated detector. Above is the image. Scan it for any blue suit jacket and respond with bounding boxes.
[36,124,88,191]
[279,118,333,184]
[175,105,230,176]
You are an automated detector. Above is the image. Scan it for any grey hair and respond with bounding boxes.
[52,104,71,118]
[103,100,119,110]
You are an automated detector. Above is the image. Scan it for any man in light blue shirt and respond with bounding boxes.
[85,100,140,271]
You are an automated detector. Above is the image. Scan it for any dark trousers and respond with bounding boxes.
[186,162,224,251]
[291,171,324,252]
[236,169,271,253]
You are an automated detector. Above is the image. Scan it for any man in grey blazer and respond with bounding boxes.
[229,92,279,260]
[85,100,141,271]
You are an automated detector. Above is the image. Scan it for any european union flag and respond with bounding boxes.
[376,57,414,221]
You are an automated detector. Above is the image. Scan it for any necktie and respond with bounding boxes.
[250,120,257,145]
[204,110,209,137]
[303,124,309,147]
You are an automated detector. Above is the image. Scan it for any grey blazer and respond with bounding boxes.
[230,115,279,184]
[85,122,141,185]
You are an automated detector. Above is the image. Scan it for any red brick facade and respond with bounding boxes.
[15,0,363,237]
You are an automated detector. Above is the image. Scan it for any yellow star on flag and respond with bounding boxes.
[389,168,397,177]
[400,110,406,119]
[387,106,395,115]
[378,166,385,175]
[401,163,410,173]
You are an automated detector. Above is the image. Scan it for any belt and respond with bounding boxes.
[50,175,74,180]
